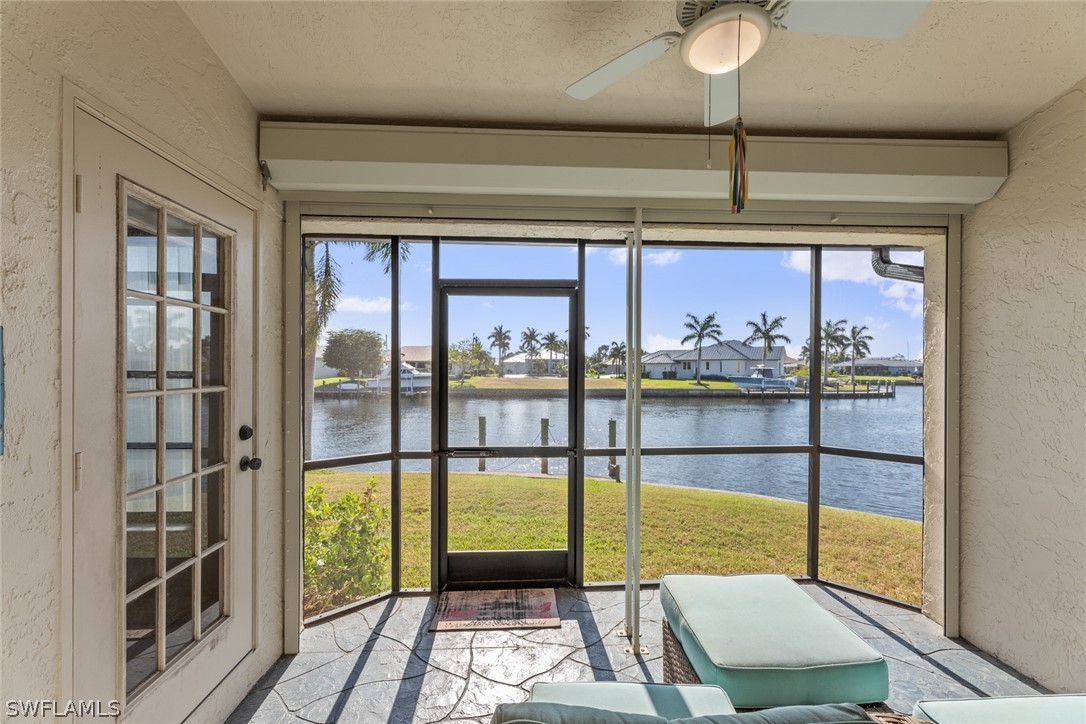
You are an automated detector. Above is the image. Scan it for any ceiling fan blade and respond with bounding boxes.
[781,0,929,39]
[566,31,682,100]
[704,72,739,127]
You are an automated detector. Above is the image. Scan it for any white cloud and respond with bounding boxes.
[861,315,891,332]
[781,249,810,274]
[780,249,880,283]
[780,249,924,317]
[338,296,392,313]
[646,250,683,266]
[481,301,493,309]
[400,301,416,312]
[883,281,924,318]
[607,249,683,266]
[645,333,688,352]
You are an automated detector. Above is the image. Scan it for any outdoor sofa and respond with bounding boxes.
[490,682,922,723]
[659,574,889,707]
[491,683,1086,724]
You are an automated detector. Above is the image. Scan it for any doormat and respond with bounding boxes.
[429,588,560,631]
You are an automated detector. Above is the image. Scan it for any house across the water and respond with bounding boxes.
[831,357,924,377]
[642,341,786,380]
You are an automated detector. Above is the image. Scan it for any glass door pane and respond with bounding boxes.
[444,280,571,547]
[445,295,571,448]
[122,188,232,695]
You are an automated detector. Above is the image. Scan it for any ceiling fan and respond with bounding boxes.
[566,0,930,127]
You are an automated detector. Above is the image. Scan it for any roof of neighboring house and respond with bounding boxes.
[643,340,785,363]
[642,351,679,365]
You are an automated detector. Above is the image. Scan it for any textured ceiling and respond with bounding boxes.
[180,1,1086,137]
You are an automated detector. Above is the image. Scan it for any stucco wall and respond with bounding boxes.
[921,240,946,624]
[960,78,1086,692]
[1,1,283,719]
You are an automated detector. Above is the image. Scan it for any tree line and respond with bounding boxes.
[321,315,876,386]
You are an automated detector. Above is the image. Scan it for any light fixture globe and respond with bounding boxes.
[679,4,772,75]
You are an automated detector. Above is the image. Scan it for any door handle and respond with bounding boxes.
[240,455,262,471]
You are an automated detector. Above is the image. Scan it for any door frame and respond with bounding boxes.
[59,82,264,708]
[434,278,585,590]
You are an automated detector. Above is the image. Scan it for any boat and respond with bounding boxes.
[369,361,432,393]
[729,365,798,391]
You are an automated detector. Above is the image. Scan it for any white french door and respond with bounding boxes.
[72,110,256,721]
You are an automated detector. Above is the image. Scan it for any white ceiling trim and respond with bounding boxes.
[261,122,1007,207]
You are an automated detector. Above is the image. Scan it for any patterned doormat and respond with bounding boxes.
[429,588,560,631]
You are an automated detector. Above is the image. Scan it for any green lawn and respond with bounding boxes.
[304,469,921,611]
[314,376,352,387]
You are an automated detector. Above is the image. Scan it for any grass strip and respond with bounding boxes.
[305,469,921,606]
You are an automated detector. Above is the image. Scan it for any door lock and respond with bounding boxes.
[239,425,254,441]
[240,456,262,472]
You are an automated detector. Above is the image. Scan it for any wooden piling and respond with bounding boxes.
[540,417,549,474]
[608,419,617,469]
[607,418,621,482]
[478,415,486,472]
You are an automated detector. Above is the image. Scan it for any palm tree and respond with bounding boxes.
[846,324,874,384]
[744,311,791,370]
[542,331,561,374]
[608,341,627,372]
[799,338,811,366]
[821,319,849,384]
[487,325,512,377]
[520,327,541,373]
[304,239,409,456]
[681,312,724,385]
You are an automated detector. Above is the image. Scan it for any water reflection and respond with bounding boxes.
[309,386,923,520]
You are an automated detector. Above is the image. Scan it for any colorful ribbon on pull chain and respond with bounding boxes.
[728,116,747,213]
[729,13,748,213]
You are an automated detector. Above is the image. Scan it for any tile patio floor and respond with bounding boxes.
[229,583,1046,723]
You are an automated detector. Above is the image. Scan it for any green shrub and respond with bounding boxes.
[303,480,390,617]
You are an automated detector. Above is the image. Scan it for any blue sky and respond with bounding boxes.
[323,242,925,360]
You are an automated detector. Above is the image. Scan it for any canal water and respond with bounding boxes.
[309,385,923,520]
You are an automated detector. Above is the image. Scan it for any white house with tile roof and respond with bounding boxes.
[643,341,787,380]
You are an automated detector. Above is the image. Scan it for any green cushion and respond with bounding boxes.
[491,701,874,724]
[530,682,736,719]
[491,702,665,724]
[913,693,1086,723]
[660,574,889,708]
[675,703,873,723]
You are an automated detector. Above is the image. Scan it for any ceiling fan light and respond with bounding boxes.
[680,4,772,75]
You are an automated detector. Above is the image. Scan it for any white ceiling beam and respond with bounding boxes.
[260,122,1007,206]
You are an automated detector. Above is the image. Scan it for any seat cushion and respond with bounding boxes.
[529,682,736,719]
[491,702,665,724]
[913,693,1086,723]
[674,703,874,723]
[660,574,889,708]
[491,700,874,724]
